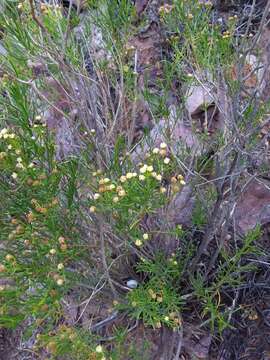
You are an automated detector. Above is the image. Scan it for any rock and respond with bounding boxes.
[165,185,195,228]
[131,105,202,163]
[186,83,215,118]
[74,10,112,63]
[231,54,266,97]
[235,179,270,234]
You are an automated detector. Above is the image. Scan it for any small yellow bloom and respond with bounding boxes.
[152,147,159,154]
[108,184,116,190]
[180,179,186,185]
[139,175,145,181]
[0,128,8,137]
[11,172,18,179]
[58,236,65,244]
[90,206,96,213]
[147,165,154,172]
[131,301,137,307]
[120,175,127,183]
[126,172,133,179]
[159,149,167,157]
[160,142,167,149]
[60,243,67,251]
[171,176,177,183]
[143,233,149,240]
[118,190,126,197]
[57,263,64,270]
[132,172,137,177]
[164,316,169,322]
[164,157,170,164]
[8,145,12,150]
[35,115,42,121]
[157,296,163,303]
[5,254,13,261]
[93,193,100,200]
[16,163,24,169]
[135,239,143,247]
[187,13,193,19]
[156,174,162,181]
[113,196,119,203]
[95,345,103,353]
[160,187,166,194]
[139,165,147,174]
[0,264,6,272]
[49,248,56,255]
[90,129,96,134]
[56,278,64,286]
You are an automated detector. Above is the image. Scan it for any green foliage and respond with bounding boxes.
[121,254,184,329]
[191,227,261,333]
[163,0,236,73]
[0,0,268,357]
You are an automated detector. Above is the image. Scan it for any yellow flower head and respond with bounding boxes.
[56,278,64,286]
[139,165,147,174]
[143,233,149,240]
[5,254,14,261]
[135,239,143,247]
[164,157,170,164]
[118,190,126,197]
[160,142,167,149]
[95,345,103,353]
[126,172,133,179]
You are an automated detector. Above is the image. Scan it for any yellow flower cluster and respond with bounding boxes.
[158,4,174,15]
[58,236,68,251]
[152,142,168,157]
[135,233,149,247]
[222,31,231,39]
[0,128,16,140]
